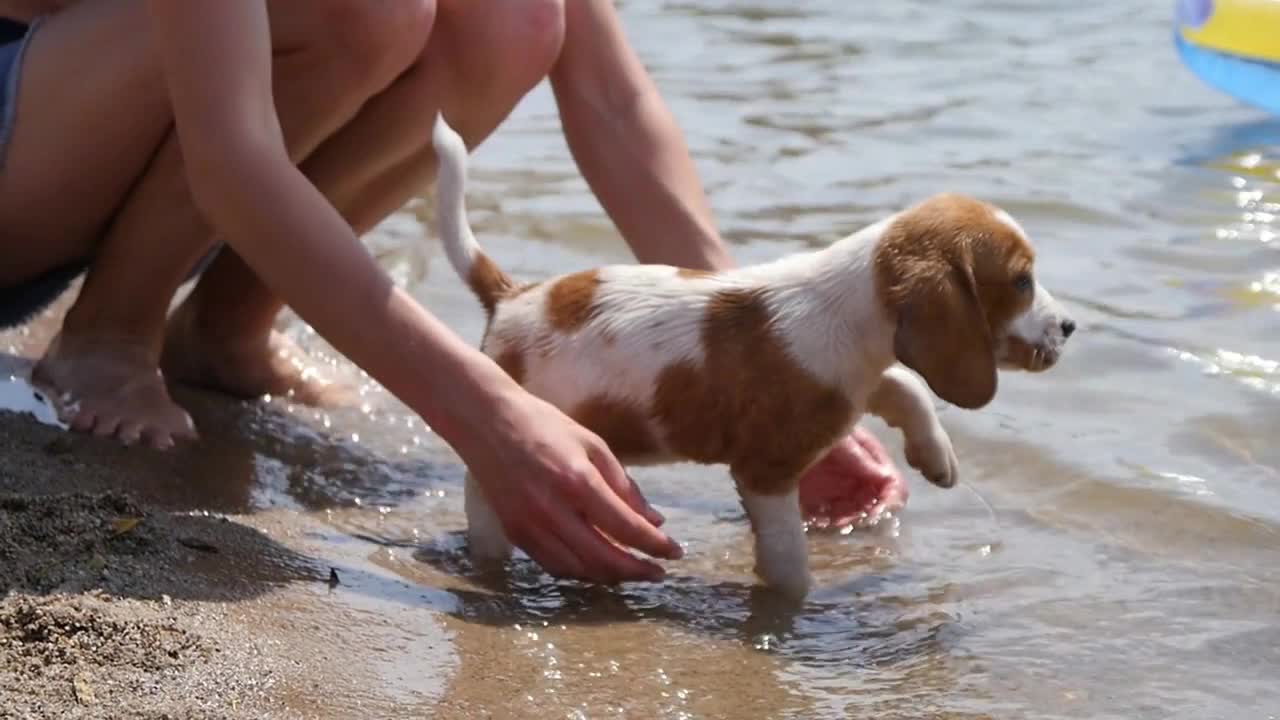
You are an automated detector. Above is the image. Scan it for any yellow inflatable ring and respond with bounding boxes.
[1176,0,1280,114]
[1180,0,1280,64]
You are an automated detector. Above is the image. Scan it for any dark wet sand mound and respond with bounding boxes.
[0,394,374,720]
[0,490,318,600]
[0,487,314,719]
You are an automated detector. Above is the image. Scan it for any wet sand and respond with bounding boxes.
[0,297,451,719]
[0,400,429,720]
[1,493,305,719]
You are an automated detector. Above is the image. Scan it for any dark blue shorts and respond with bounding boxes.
[0,17,219,330]
[0,17,35,167]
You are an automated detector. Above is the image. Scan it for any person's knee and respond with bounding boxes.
[445,0,562,97]
[315,0,438,93]
[500,0,566,91]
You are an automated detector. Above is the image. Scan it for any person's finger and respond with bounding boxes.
[508,518,586,580]
[549,504,666,583]
[826,497,877,528]
[577,456,684,561]
[630,474,666,527]
[835,479,908,528]
[852,427,896,470]
[843,432,880,468]
[587,442,665,526]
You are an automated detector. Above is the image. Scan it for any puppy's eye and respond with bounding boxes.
[1013,273,1033,292]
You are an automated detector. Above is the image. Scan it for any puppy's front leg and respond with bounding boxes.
[464,471,514,562]
[867,366,960,488]
[734,475,811,599]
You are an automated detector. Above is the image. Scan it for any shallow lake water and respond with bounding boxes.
[9,0,1280,717]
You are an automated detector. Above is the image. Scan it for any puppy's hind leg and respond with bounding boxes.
[464,471,513,562]
[734,473,811,599]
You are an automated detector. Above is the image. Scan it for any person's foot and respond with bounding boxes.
[32,332,197,449]
[161,298,352,407]
[799,426,909,530]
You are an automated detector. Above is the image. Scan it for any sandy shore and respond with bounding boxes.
[0,400,362,720]
[0,293,460,720]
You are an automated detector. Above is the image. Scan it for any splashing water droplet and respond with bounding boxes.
[754,633,779,651]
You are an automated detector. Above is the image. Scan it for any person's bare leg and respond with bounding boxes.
[24,0,434,447]
[0,0,200,444]
[0,0,175,291]
[162,0,567,392]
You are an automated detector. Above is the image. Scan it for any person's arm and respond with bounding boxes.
[549,0,733,272]
[148,0,490,440]
[146,0,681,581]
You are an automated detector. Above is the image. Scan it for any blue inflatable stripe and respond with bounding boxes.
[1175,30,1280,116]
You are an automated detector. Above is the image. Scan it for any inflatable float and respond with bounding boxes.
[1175,0,1280,115]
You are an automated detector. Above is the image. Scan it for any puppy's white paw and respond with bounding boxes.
[755,555,813,599]
[904,423,960,489]
[740,488,812,599]
[464,472,513,562]
[467,528,513,562]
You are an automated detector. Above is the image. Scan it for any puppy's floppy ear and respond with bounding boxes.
[893,260,997,409]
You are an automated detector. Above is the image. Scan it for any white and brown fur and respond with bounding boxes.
[430,114,1074,598]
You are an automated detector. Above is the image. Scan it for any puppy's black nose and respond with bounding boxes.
[1061,318,1076,338]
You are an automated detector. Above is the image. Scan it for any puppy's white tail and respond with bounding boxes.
[431,112,515,315]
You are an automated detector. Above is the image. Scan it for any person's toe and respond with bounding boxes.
[91,412,122,439]
[69,406,96,432]
[144,426,176,450]
[118,420,144,446]
[159,409,197,448]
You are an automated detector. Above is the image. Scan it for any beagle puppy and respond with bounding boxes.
[429,115,1074,598]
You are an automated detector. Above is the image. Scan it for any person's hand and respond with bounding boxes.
[454,385,683,583]
[799,427,908,529]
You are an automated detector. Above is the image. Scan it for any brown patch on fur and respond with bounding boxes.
[676,267,715,279]
[493,347,526,385]
[546,270,601,332]
[468,253,518,316]
[874,193,1035,410]
[572,397,660,462]
[653,288,853,496]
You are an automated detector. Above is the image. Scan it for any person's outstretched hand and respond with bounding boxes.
[455,387,683,583]
[799,426,908,529]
